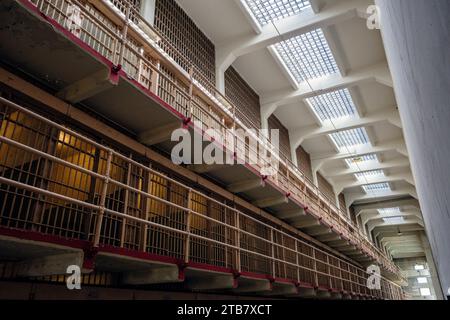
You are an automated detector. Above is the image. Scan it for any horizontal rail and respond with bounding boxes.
[0,95,403,299]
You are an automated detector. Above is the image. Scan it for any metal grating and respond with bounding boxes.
[378,207,401,216]
[330,127,370,149]
[244,0,311,26]
[307,88,357,122]
[275,28,339,83]
[345,154,378,167]
[355,170,385,180]
[362,183,391,194]
[154,0,216,86]
[383,217,405,224]
[225,67,261,130]
[6,0,405,297]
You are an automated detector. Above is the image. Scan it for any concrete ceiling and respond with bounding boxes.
[176,0,421,260]
[233,49,290,93]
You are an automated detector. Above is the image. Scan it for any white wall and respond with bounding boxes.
[376,0,450,300]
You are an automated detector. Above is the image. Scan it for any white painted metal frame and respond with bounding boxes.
[244,0,312,26]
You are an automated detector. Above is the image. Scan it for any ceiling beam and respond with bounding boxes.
[368,218,424,232]
[324,158,410,178]
[290,107,400,149]
[361,211,422,226]
[336,173,415,192]
[311,138,407,171]
[354,198,420,215]
[260,63,392,117]
[217,0,372,74]
[345,186,419,205]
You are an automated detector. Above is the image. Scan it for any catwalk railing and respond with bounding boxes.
[0,96,403,299]
[24,0,398,274]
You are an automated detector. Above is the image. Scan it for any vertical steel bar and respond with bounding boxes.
[295,240,300,283]
[140,164,152,251]
[224,204,228,268]
[187,65,194,120]
[270,229,275,278]
[93,149,113,247]
[120,155,133,248]
[312,248,318,287]
[235,207,241,272]
[118,1,130,67]
[150,61,161,94]
[184,188,193,263]
[327,254,332,289]
[31,126,57,231]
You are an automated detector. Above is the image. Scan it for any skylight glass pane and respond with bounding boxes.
[330,128,369,149]
[355,170,384,180]
[345,154,378,166]
[378,207,401,215]
[414,265,425,271]
[244,0,311,26]
[383,217,405,224]
[417,277,428,284]
[362,182,391,193]
[275,28,339,83]
[306,89,357,122]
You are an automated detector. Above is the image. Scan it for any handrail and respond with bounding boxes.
[25,0,400,276]
[0,95,404,299]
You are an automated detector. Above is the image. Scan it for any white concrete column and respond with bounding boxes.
[376,0,450,299]
[420,232,444,300]
[312,170,318,187]
[141,0,156,25]
[291,145,299,168]
[216,66,226,94]
[334,192,340,210]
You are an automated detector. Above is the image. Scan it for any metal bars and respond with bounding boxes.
[24,0,399,274]
[0,95,403,299]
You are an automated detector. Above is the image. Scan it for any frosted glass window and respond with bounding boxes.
[307,89,357,122]
[355,170,385,180]
[330,128,370,149]
[275,28,339,83]
[363,182,391,193]
[245,0,311,26]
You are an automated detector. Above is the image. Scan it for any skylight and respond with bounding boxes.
[414,264,425,271]
[275,28,339,83]
[383,216,405,224]
[362,182,391,194]
[355,170,385,180]
[244,0,312,26]
[330,127,370,149]
[378,207,401,216]
[417,277,428,284]
[345,154,378,167]
[306,89,357,122]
